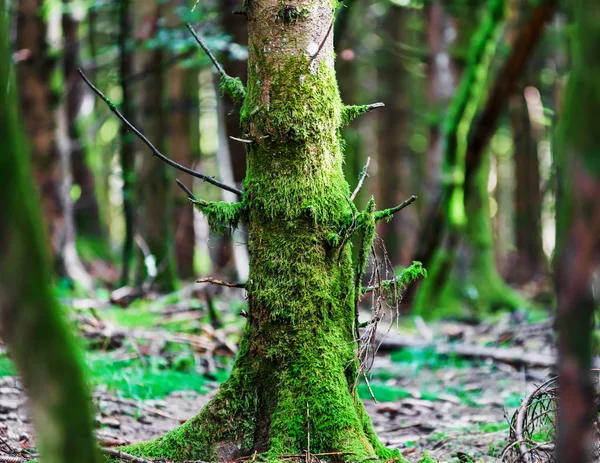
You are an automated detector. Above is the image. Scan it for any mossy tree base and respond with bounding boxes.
[123,326,404,462]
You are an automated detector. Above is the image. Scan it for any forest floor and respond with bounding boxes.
[0,290,556,462]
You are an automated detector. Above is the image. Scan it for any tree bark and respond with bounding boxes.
[0,6,100,461]
[123,1,407,461]
[554,1,600,461]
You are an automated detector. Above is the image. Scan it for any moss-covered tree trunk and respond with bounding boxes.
[413,0,528,319]
[0,5,100,462]
[554,1,600,461]
[124,1,406,461]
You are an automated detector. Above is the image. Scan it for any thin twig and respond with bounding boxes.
[176,179,197,201]
[196,277,246,289]
[310,20,334,61]
[103,448,151,463]
[186,24,246,97]
[230,136,253,144]
[350,157,371,201]
[77,69,242,197]
[374,195,417,222]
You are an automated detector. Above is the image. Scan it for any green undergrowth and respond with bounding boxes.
[86,354,228,400]
[0,349,229,401]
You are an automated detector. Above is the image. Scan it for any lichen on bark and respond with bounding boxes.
[122,1,408,462]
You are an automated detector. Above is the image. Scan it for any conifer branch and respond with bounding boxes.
[78,69,242,197]
[196,277,246,289]
[374,195,417,222]
[186,24,246,103]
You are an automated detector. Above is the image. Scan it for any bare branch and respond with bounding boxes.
[78,68,242,197]
[186,24,246,100]
[175,179,197,201]
[374,195,417,222]
[196,277,246,289]
[350,156,371,201]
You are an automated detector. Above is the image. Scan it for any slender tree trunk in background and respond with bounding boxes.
[376,4,418,267]
[402,2,457,306]
[554,2,600,461]
[0,7,100,461]
[413,0,528,318]
[62,0,103,239]
[124,1,409,460]
[336,0,368,208]
[168,63,199,280]
[509,86,547,284]
[118,0,136,286]
[221,0,248,185]
[15,0,64,271]
[134,3,177,292]
[218,1,251,281]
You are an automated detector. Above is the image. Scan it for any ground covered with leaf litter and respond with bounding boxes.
[0,293,556,462]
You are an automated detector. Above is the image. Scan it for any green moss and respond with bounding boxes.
[220,75,246,105]
[341,105,370,127]
[192,199,246,234]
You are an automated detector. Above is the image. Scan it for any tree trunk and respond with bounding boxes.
[62,0,104,239]
[168,61,199,280]
[376,4,418,267]
[413,0,531,318]
[123,1,406,461]
[134,3,177,292]
[509,87,547,284]
[0,6,100,461]
[118,0,136,286]
[15,0,64,269]
[554,1,600,461]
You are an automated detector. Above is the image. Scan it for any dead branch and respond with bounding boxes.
[196,277,246,289]
[186,24,246,100]
[374,195,417,222]
[350,157,371,201]
[77,69,242,197]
